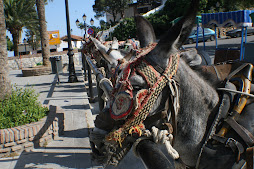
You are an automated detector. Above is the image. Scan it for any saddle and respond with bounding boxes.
[198,61,254,169]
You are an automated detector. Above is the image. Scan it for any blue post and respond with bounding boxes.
[240,26,247,60]
[203,26,206,51]
[242,27,248,60]
[215,26,218,49]
[196,26,199,49]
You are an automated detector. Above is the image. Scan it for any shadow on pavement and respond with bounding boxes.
[14,151,93,169]
[63,128,89,138]
[62,104,90,110]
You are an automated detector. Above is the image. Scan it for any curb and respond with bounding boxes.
[0,105,64,158]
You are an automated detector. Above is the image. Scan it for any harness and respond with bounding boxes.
[107,47,180,145]
[92,47,254,167]
[196,62,254,169]
[99,44,180,165]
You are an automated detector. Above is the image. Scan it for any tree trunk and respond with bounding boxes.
[12,30,19,56]
[0,0,12,100]
[36,0,50,66]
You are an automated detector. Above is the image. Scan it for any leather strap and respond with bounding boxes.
[225,117,254,147]
[225,63,249,82]
[246,147,254,169]
[212,134,244,162]
[169,95,177,146]
[211,65,222,81]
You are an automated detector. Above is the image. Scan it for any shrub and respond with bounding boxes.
[0,86,49,129]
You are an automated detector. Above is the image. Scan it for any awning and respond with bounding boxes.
[250,12,254,24]
[202,10,254,28]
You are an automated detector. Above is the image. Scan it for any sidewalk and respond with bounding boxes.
[0,66,102,169]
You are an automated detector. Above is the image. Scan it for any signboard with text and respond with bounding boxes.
[48,30,60,45]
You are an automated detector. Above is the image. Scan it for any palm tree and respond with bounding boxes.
[36,0,50,66]
[0,0,11,100]
[4,0,38,56]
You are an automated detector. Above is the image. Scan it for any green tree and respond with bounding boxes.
[100,20,110,30]
[4,0,39,56]
[36,0,50,66]
[6,36,13,51]
[111,17,136,41]
[25,27,41,52]
[93,0,133,23]
[0,0,12,100]
[203,0,254,13]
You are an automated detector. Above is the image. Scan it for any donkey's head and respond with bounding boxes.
[92,0,212,166]
[117,0,200,115]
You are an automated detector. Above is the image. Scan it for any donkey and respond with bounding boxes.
[90,0,254,168]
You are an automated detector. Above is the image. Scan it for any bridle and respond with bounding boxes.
[106,44,180,147]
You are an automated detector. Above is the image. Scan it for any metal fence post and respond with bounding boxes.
[96,80,104,111]
[86,57,95,103]
[81,51,88,81]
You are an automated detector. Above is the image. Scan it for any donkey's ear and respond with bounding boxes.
[155,0,199,54]
[135,15,156,48]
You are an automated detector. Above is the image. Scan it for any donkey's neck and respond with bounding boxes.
[174,59,220,166]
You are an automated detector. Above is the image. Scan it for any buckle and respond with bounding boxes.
[225,137,236,146]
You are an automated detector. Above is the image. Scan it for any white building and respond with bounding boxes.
[106,0,165,23]
[18,35,83,56]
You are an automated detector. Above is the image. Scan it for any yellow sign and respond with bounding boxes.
[48,30,60,45]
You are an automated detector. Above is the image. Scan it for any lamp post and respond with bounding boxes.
[90,18,95,37]
[76,14,95,38]
[23,38,27,55]
[65,0,78,83]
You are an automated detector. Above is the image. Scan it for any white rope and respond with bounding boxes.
[150,126,179,159]
[165,77,180,121]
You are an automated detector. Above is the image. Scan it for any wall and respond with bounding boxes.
[0,106,64,157]
[8,49,82,70]
[18,41,83,55]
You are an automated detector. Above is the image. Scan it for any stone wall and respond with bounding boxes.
[0,105,64,157]
[8,49,82,70]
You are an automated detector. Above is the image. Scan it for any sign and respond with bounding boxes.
[87,28,94,35]
[48,30,60,45]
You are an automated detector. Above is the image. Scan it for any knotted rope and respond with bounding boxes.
[133,126,179,159]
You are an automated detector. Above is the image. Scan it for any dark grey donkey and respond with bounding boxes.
[90,0,254,168]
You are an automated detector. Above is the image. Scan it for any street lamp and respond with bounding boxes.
[76,14,95,39]
[23,38,27,55]
[90,18,94,26]
[65,0,78,83]
[76,13,89,39]
[90,18,95,37]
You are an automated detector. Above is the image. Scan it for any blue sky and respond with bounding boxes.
[7,0,104,41]
[7,0,104,56]
[45,0,104,38]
